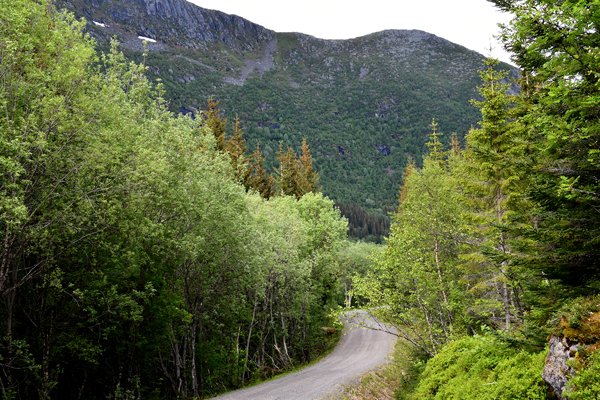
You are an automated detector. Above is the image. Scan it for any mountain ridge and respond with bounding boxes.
[57,0,509,240]
[59,0,274,49]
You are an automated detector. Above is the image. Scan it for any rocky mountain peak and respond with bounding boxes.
[57,0,274,50]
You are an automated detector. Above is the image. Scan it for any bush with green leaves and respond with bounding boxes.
[413,335,546,400]
[565,349,600,400]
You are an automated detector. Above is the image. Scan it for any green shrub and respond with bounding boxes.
[565,349,600,400]
[413,335,546,400]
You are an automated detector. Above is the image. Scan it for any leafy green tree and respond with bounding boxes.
[0,6,170,392]
[244,192,346,378]
[354,128,470,356]
[247,194,313,372]
[0,0,96,338]
[296,193,347,308]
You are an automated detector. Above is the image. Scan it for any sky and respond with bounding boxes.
[188,0,514,64]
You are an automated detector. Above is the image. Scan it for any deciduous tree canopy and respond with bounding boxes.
[0,2,347,398]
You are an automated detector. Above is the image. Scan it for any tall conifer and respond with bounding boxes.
[244,144,275,199]
[462,58,523,330]
[203,98,227,150]
[299,138,319,193]
[225,116,248,181]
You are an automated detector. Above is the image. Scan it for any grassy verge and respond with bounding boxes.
[333,339,424,400]
[245,328,343,387]
[206,326,342,398]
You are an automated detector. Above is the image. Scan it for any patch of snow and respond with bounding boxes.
[138,36,157,43]
[93,21,107,28]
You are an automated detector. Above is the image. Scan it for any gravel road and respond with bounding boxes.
[211,310,397,400]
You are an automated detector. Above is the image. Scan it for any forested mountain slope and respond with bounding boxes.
[57,0,512,236]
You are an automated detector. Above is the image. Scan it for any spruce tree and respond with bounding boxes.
[425,118,444,163]
[244,144,275,199]
[277,142,320,199]
[225,116,248,182]
[277,145,298,197]
[462,58,525,330]
[202,98,226,151]
[299,138,319,193]
[491,0,600,288]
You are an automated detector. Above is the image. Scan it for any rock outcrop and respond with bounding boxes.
[542,309,600,398]
[543,336,577,399]
[57,0,274,50]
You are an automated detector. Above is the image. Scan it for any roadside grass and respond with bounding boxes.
[333,339,424,400]
[245,327,342,387]
[205,324,342,399]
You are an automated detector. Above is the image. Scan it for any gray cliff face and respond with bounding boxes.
[57,0,479,63]
[138,0,273,48]
[543,336,577,399]
[58,0,274,50]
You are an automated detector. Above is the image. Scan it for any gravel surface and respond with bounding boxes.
[211,310,397,400]
[223,38,277,85]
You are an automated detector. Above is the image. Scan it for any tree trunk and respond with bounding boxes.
[190,323,198,398]
[433,235,452,329]
[416,293,437,354]
[502,262,511,331]
[497,187,512,330]
[242,299,257,385]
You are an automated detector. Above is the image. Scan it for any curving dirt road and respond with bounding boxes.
[211,310,397,400]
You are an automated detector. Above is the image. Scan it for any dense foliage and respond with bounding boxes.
[0,1,348,398]
[353,0,600,397]
[495,0,600,289]
[413,335,546,399]
[3,0,600,398]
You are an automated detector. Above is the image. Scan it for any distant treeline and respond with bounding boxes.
[336,203,390,242]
